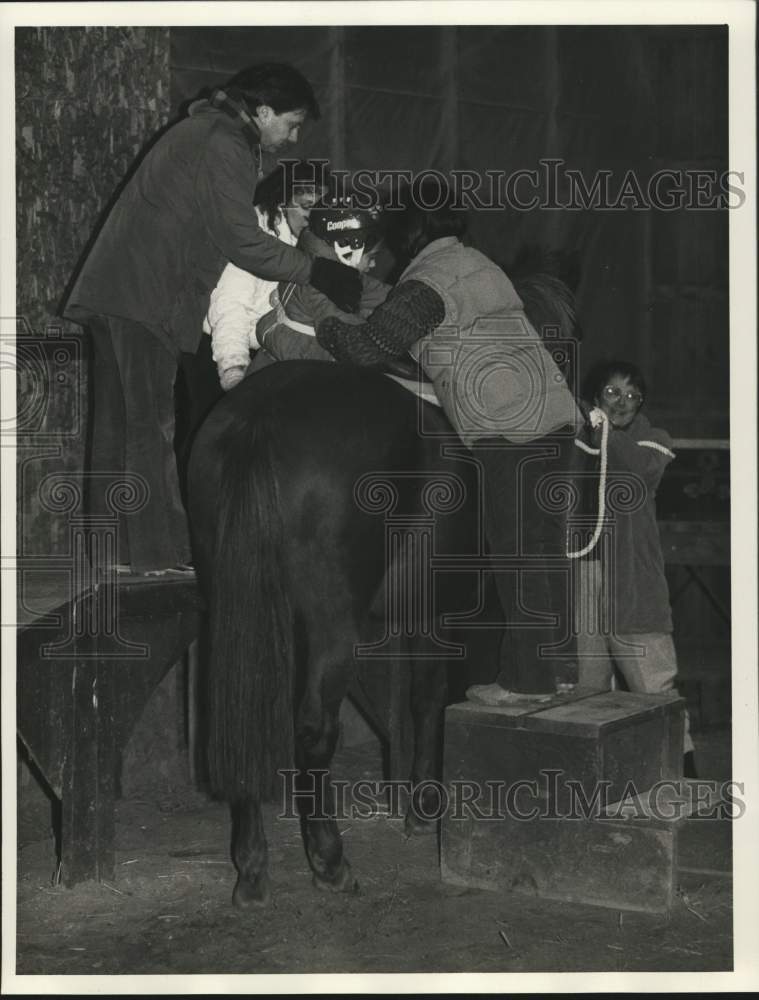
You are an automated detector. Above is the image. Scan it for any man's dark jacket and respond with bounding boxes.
[64,100,312,354]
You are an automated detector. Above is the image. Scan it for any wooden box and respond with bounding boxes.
[440,690,686,912]
[443,690,684,812]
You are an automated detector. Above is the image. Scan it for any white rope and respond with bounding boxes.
[573,439,600,456]
[567,408,609,559]
[637,439,675,458]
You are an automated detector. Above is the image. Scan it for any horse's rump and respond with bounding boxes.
[188,362,470,800]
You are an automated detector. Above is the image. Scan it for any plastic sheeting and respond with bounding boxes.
[170,25,729,436]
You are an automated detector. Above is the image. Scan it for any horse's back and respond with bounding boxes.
[188,361,475,619]
[188,362,427,573]
[193,362,422,462]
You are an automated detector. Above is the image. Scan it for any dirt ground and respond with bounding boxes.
[15,723,733,979]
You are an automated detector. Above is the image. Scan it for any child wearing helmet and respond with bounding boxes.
[256,196,390,365]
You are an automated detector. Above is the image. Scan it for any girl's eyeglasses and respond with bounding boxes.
[602,385,643,405]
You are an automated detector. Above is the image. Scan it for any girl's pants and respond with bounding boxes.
[575,558,694,753]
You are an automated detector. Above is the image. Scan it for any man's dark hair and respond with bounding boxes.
[582,359,647,403]
[226,63,320,119]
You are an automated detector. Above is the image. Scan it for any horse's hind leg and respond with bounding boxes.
[230,798,270,908]
[405,661,448,836]
[296,679,358,895]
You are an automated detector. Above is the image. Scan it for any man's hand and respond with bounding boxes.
[310,257,363,313]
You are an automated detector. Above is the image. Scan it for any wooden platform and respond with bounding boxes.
[17,573,202,886]
[16,571,418,886]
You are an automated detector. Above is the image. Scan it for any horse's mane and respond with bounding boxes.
[506,245,582,343]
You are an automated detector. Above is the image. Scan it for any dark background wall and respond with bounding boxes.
[16,24,729,642]
[170,25,729,438]
[16,27,171,338]
[167,25,731,646]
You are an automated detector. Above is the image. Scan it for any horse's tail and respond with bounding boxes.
[206,415,294,803]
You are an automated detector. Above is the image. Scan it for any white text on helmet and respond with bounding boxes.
[326,218,362,231]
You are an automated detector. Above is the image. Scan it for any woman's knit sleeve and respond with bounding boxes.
[316,280,445,366]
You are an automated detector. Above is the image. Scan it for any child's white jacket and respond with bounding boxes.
[203,209,297,373]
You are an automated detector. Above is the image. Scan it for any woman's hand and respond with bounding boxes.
[357,246,379,274]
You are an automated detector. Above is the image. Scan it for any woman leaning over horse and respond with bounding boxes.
[317,188,584,701]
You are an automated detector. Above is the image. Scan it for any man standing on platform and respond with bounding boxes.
[64,62,361,574]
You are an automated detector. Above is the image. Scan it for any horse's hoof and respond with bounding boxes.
[232,872,271,908]
[404,811,438,837]
[312,861,359,895]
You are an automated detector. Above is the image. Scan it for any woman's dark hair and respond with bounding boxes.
[385,180,468,264]
[254,160,330,233]
[225,63,320,119]
[582,359,647,403]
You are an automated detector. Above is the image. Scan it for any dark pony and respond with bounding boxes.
[187,250,580,907]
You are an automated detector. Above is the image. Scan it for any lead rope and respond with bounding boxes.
[566,408,609,559]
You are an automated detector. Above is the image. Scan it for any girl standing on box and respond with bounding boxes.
[573,360,697,777]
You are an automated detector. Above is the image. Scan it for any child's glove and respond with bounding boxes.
[219,365,248,392]
[310,257,363,313]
